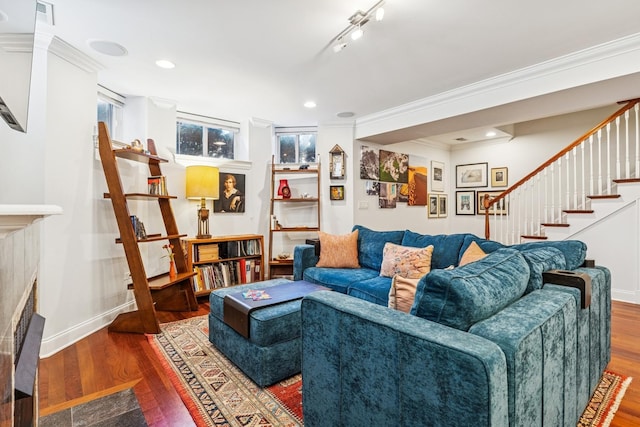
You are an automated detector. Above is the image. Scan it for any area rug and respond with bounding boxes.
[147,315,301,426]
[148,315,631,427]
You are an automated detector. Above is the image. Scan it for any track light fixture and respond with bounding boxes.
[331,0,385,53]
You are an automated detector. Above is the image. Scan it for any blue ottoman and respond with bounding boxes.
[208,279,307,386]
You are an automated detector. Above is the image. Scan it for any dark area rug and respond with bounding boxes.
[39,387,147,427]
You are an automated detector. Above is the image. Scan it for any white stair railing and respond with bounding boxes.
[485,99,640,244]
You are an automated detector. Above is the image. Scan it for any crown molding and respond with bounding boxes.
[0,34,34,53]
[355,32,640,139]
[48,36,104,73]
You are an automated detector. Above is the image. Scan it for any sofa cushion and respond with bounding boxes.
[411,248,530,331]
[316,230,360,268]
[380,243,433,278]
[400,231,470,269]
[303,267,379,294]
[352,225,405,271]
[347,275,393,306]
[510,240,586,270]
[388,275,420,313]
[459,241,488,266]
[519,247,567,294]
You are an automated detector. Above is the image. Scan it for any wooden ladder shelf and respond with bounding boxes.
[98,122,197,334]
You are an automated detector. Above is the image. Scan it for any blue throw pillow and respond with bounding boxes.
[411,248,529,331]
[352,225,404,271]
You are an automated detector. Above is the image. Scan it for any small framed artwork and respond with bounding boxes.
[428,193,439,218]
[455,190,476,215]
[491,167,508,187]
[330,185,345,200]
[477,191,508,215]
[437,194,448,218]
[329,145,345,179]
[456,163,488,188]
[431,160,444,192]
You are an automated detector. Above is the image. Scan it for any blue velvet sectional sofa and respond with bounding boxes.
[294,225,611,427]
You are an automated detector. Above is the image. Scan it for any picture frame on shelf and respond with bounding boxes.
[428,193,439,218]
[456,162,488,188]
[431,160,444,192]
[437,194,448,218]
[491,167,508,187]
[455,190,476,215]
[477,191,508,215]
[330,185,345,200]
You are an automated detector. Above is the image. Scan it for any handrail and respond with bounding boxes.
[484,98,640,239]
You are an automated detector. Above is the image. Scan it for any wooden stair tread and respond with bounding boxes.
[563,209,594,214]
[521,235,548,240]
[588,194,620,199]
[613,178,640,184]
[541,223,570,227]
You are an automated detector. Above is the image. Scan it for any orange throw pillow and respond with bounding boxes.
[315,230,360,268]
[459,241,488,266]
[388,274,420,313]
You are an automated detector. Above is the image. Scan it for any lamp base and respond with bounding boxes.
[196,233,212,239]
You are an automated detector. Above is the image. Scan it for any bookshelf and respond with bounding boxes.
[98,122,197,334]
[184,234,265,296]
[268,156,320,279]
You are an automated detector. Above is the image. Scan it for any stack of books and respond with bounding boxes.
[148,176,167,195]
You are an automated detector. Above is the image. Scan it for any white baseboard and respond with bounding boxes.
[612,289,640,305]
[40,300,136,357]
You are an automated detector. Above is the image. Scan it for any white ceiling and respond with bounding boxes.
[19,0,640,141]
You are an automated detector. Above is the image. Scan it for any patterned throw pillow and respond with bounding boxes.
[380,243,433,278]
[388,274,421,313]
[315,230,360,268]
[459,241,487,266]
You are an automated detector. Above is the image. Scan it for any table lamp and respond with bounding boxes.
[186,166,219,239]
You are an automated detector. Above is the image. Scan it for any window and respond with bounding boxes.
[275,128,317,164]
[97,86,124,140]
[176,114,238,159]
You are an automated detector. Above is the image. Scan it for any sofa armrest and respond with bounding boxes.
[301,291,508,427]
[293,244,318,281]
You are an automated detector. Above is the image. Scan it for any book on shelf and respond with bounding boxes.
[129,215,147,240]
[148,175,167,196]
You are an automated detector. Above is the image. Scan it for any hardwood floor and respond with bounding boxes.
[39,300,640,426]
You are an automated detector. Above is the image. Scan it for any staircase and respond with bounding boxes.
[485,99,640,244]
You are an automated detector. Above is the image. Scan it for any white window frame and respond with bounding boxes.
[275,126,318,164]
[97,85,124,143]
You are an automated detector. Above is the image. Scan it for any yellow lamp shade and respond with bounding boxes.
[186,166,220,200]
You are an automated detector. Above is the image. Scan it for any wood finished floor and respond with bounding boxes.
[39,299,640,426]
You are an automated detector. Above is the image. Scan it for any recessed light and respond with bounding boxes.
[87,40,128,57]
[155,59,175,69]
[304,101,316,109]
[337,111,355,118]
[485,130,497,137]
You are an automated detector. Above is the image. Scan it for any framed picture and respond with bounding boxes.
[491,167,508,187]
[428,193,439,218]
[431,160,444,192]
[456,163,488,188]
[214,172,245,213]
[330,185,344,200]
[437,194,448,218]
[329,145,345,179]
[477,191,508,215]
[455,190,476,215]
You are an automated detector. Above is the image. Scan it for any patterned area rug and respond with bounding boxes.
[147,315,301,426]
[148,315,630,427]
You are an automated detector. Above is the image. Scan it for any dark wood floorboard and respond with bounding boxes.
[39,299,640,426]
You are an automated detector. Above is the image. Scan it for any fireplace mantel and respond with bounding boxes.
[0,204,63,237]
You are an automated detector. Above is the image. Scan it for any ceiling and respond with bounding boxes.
[19,0,640,142]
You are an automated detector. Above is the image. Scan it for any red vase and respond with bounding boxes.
[169,260,177,279]
[277,179,291,199]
